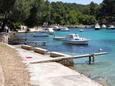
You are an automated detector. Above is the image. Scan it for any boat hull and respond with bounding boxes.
[95,28,100,30]
[64,40,88,45]
[54,29,61,31]
[53,37,65,40]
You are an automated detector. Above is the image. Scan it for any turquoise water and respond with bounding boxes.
[18,29,115,86]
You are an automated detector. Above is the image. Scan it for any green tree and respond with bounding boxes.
[0,0,16,31]
[99,0,115,23]
[12,0,30,22]
[0,0,103,29]
[78,15,96,25]
[0,0,31,31]
[89,1,98,16]
[24,0,48,26]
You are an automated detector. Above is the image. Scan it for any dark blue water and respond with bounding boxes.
[17,29,115,86]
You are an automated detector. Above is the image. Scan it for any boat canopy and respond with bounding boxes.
[66,34,80,39]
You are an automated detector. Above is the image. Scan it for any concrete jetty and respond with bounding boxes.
[30,52,108,64]
[14,45,102,86]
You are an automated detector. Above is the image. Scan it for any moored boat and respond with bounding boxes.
[79,29,84,32]
[59,27,69,31]
[53,26,69,31]
[95,23,101,30]
[53,26,61,31]
[53,36,65,40]
[44,28,54,34]
[108,25,115,29]
[63,34,89,45]
[102,24,107,29]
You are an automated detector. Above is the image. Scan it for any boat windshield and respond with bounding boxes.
[67,34,80,39]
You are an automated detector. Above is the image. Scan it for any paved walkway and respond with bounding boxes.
[0,64,4,86]
[15,45,102,86]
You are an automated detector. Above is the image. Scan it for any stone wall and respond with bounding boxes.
[50,52,74,66]
[0,32,8,43]
[57,59,74,66]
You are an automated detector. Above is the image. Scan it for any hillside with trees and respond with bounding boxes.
[0,0,114,30]
[98,0,115,24]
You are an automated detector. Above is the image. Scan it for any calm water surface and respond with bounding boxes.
[18,28,115,86]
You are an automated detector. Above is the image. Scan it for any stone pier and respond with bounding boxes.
[50,51,74,66]
[56,59,74,66]
[14,46,102,86]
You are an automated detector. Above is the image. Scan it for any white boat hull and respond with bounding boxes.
[53,36,65,40]
[53,26,69,31]
[95,23,100,30]
[64,40,88,45]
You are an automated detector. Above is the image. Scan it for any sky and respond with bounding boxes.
[48,0,103,5]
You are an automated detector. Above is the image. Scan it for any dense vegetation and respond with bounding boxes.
[98,0,115,24]
[0,0,115,30]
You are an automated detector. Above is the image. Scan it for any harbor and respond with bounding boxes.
[15,28,115,86]
[0,26,115,86]
[0,0,115,86]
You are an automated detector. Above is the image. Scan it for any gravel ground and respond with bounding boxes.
[0,63,4,86]
[0,43,31,86]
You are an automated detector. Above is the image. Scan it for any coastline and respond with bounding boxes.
[14,44,102,86]
[17,25,93,33]
[0,43,107,86]
[9,28,110,85]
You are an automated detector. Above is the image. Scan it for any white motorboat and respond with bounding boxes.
[108,25,115,29]
[53,36,65,40]
[63,34,89,45]
[53,26,69,31]
[53,26,61,31]
[102,24,106,28]
[59,27,69,31]
[79,29,84,32]
[44,28,54,34]
[95,23,100,30]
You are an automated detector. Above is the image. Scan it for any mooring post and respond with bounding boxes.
[89,56,92,64]
[42,41,46,46]
[92,54,95,63]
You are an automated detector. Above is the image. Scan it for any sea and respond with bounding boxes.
[17,28,115,86]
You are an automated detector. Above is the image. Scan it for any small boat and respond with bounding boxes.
[95,23,100,30]
[102,24,106,28]
[79,29,84,32]
[59,27,69,31]
[53,36,65,40]
[53,26,61,31]
[53,26,69,31]
[63,34,89,45]
[108,25,115,29]
[44,28,54,34]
